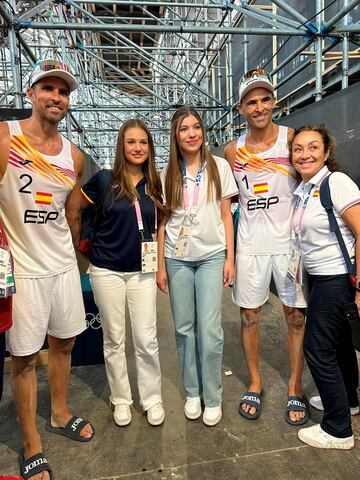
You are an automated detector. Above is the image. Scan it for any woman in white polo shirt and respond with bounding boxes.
[289,124,360,450]
[157,106,238,426]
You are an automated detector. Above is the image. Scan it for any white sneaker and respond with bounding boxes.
[184,396,202,420]
[203,405,222,427]
[147,403,165,426]
[310,395,360,416]
[298,424,354,450]
[113,404,131,426]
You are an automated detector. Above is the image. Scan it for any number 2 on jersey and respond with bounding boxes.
[19,174,33,194]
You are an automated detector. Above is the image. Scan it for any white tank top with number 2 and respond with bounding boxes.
[0,120,77,277]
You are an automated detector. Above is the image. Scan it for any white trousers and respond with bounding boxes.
[90,265,162,411]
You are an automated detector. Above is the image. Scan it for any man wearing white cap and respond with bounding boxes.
[0,59,93,480]
[225,69,308,426]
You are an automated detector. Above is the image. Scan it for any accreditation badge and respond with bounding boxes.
[141,241,158,273]
[0,247,16,297]
[173,225,191,257]
[286,244,301,284]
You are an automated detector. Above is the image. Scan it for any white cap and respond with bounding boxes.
[239,69,274,103]
[29,59,78,92]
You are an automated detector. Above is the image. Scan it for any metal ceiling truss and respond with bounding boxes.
[0,0,359,168]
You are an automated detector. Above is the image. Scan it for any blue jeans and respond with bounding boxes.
[166,251,225,407]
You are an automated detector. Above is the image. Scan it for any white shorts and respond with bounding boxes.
[6,265,86,356]
[232,253,307,309]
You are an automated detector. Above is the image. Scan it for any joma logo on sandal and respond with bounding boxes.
[71,417,83,431]
[244,395,260,404]
[24,458,47,474]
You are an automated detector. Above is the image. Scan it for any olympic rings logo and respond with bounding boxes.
[85,312,102,330]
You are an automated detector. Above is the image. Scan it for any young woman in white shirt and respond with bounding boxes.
[157,106,238,426]
[289,124,360,450]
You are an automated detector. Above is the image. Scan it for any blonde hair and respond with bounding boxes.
[165,106,221,211]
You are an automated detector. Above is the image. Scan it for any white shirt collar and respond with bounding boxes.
[184,160,208,181]
[294,165,330,196]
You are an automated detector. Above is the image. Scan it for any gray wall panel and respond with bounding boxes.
[278,82,360,184]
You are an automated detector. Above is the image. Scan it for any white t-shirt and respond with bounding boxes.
[293,166,360,275]
[162,155,238,261]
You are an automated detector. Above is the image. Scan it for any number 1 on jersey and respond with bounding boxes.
[241,175,249,190]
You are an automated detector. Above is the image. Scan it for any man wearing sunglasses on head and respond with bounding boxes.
[225,69,307,426]
[0,59,94,480]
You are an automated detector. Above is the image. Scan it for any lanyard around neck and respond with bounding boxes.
[134,200,157,240]
[182,160,204,210]
[291,184,315,237]
[291,170,329,238]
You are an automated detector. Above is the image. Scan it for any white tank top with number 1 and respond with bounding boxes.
[0,120,77,277]
[233,126,298,255]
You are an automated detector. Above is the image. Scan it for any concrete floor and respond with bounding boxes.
[0,287,359,479]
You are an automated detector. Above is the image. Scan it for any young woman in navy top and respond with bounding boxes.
[80,119,165,427]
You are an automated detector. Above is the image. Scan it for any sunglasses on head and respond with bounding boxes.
[37,60,70,72]
[242,69,271,81]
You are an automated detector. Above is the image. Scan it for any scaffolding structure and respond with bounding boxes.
[0,0,359,168]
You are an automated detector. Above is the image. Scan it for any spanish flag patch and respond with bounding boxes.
[313,189,320,198]
[35,191,53,205]
[253,182,269,195]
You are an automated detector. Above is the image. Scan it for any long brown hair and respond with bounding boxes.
[165,106,222,210]
[111,119,164,214]
[289,124,345,174]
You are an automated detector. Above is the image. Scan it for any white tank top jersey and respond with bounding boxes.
[233,125,298,255]
[0,121,77,278]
